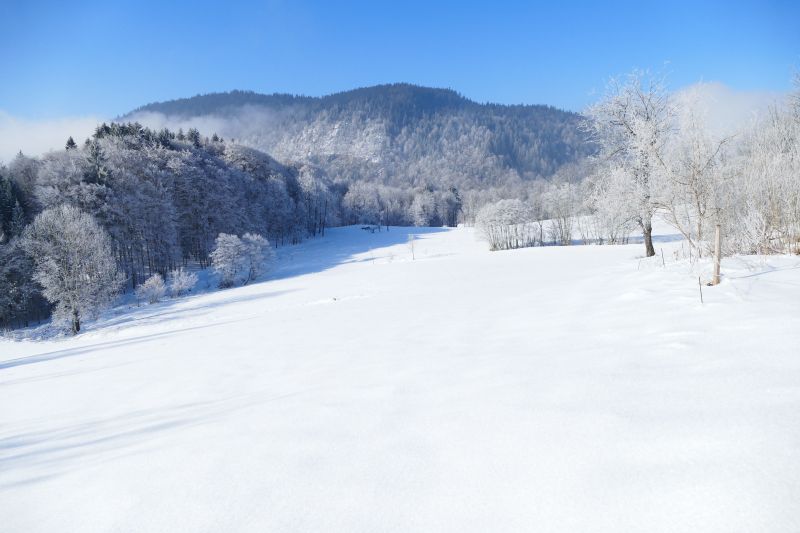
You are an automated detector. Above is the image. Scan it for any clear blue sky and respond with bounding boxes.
[1,0,798,117]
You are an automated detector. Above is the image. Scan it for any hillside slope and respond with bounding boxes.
[125,84,593,188]
[2,227,800,532]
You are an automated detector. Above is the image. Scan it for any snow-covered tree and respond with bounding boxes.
[584,70,674,257]
[210,233,246,288]
[241,233,274,284]
[167,267,198,297]
[410,189,440,226]
[21,205,124,334]
[659,89,732,256]
[476,199,537,251]
[135,273,166,304]
[585,164,637,244]
[543,181,579,245]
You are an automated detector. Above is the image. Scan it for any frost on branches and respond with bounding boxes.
[21,205,124,334]
[167,268,198,297]
[210,232,275,288]
[135,273,166,304]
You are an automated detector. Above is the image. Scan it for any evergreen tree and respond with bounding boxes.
[9,201,25,237]
[187,128,202,148]
[65,136,78,150]
[84,140,108,184]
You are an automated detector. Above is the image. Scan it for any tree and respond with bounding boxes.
[21,205,124,334]
[0,239,42,329]
[65,136,77,150]
[9,201,25,238]
[135,273,166,304]
[440,186,463,227]
[187,128,202,148]
[84,140,108,184]
[476,199,537,250]
[660,89,731,256]
[410,189,439,226]
[241,233,274,284]
[543,181,578,245]
[584,70,673,256]
[167,267,198,297]
[210,233,246,287]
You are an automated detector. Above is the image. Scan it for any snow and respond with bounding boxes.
[2,225,800,532]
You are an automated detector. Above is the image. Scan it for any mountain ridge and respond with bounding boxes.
[124,83,593,188]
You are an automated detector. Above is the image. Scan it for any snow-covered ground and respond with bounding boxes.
[2,225,800,532]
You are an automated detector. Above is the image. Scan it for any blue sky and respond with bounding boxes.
[0,0,798,118]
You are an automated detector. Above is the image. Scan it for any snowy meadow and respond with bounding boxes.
[2,223,799,532]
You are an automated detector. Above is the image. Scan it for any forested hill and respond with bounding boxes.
[125,84,593,189]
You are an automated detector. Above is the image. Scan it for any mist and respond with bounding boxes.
[0,111,104,163]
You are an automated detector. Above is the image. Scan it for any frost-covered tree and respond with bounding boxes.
[241,233,274,284]
[21,205,124,334]
[476,199,537,251]
[440,186,463,227]
[584,70,673,256]
[410,189,440,226]
[543,181,578,245]
[135,273,166,304]
[660,89,731,256]
[210,233,246,288]
[167,267,198,297]
[187,128,202,148]
[585,164,637,244]
[343,181,382,225]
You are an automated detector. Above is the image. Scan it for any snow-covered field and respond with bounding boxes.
[2,225,800,532]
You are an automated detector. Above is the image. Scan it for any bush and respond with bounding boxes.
[167,267,197,297]
[136,273,166,304]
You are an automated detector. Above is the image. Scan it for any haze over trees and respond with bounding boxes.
[125,84,593,190]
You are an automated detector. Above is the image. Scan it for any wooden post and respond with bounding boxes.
[712,223,721,286]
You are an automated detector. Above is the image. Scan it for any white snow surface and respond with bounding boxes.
[2,225,800,532]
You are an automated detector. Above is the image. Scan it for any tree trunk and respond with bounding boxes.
[71,308,80,335]
[643,223,656,257]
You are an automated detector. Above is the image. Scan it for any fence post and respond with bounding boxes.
[712,224,721,285]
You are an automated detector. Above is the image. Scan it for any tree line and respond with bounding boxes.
[0,123,468,331]
[477,72,800,258]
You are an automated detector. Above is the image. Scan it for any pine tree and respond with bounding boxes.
[0,177,13,229]
[85,140,108,184]
[9,201,25,237]
[187,128,202,148]
[65,136,77,150]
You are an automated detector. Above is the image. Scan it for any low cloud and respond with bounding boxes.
[673,82,784,137]
[0,111,104,163]
[127,105,289,145]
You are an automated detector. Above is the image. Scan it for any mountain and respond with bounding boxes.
[124,84,593,189]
